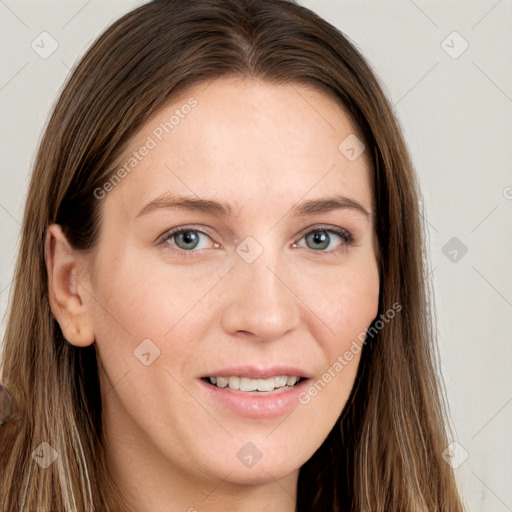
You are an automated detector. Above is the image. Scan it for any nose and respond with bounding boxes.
[220,246,301,342]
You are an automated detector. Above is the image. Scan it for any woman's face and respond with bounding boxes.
[79,77,379,499]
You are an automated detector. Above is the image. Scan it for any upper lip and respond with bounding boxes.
[202,365,313,380]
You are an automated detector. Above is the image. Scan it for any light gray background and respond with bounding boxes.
[1,1,511,511]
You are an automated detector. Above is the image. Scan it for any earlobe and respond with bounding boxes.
[45,224,95,347]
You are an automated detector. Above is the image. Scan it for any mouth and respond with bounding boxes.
[198,370,311,419]
[197,365,313,418]
[201,375,307,395]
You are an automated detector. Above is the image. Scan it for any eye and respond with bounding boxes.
[158,224,354,258]
[292,225,354,254]
[160,226,218,256]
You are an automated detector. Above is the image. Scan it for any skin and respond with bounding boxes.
[45,77,380,512]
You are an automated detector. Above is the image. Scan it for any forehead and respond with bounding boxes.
[103,77,372,221]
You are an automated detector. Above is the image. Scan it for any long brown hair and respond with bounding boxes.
[0,0,465,510]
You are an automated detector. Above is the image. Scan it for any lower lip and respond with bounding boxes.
[198,378,311,419]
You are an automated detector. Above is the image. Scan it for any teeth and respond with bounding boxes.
[216,376,228,388]
[228,376,240,390]
[286,376,298,386]
[207,375,301,392]
[240,377,258,391]
[274,375,287,388]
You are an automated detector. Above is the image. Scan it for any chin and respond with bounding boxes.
[191,439,308,487]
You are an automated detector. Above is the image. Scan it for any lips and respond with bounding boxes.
[196,364,314,418]
[197,372,311,418]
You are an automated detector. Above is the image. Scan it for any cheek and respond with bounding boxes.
[84,250,170,366]
[294,258,379,420]
[303,253,379,376]
[335,266,379,337]
[306,254,380,344]
[85,247,220,395]
[84,252,204,431]
[89,245,189,335]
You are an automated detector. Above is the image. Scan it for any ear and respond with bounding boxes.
[44,224,95,347]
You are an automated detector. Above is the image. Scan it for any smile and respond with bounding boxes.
[204,375,303,393]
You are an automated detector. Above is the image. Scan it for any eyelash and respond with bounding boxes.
[159,224,354,258]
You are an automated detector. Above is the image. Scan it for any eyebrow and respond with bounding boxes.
[136,192,371,220]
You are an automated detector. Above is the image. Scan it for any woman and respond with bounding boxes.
[0,0,466,510]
